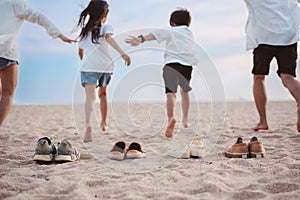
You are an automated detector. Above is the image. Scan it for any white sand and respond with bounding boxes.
[0,102,300,199]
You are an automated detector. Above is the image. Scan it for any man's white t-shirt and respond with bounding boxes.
[244,0,300,50]
[151,26,199,66]
[0,0,62,61]
[79,24,114,73]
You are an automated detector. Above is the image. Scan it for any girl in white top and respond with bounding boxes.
[0,0,73,126]
[77,0,131,142]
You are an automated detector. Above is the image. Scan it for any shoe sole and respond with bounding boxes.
[250,152,265,158]
[33,154,54,162]
[54,154,79,162]
[108,152,125,161]
[126,152,146,159]
[224,151,249,159]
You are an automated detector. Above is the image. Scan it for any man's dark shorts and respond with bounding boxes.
[163,62,193,93]
[252,43,298,77]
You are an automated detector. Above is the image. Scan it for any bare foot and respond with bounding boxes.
[165,118,176,138]
[101,121,108,131]
[84,126,92,142]
[182,119,190,128]
[252,122,269,131]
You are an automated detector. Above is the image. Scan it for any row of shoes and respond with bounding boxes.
[224,136,265,159]
[108,141,146,161]
[32,136,264,163]
[33,137,80,162]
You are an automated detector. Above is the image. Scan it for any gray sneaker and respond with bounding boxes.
[54,139,80,162]
[33,137,57,162]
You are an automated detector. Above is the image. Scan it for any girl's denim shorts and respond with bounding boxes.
[81,71,112,88]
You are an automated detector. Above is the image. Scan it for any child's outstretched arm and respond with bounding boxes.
[105,34,131,66]
[125,34,156,46]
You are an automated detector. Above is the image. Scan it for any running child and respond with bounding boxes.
[126,9,198,138]
[77,0,131,142]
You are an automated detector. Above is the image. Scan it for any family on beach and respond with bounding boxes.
[0,0,300,161]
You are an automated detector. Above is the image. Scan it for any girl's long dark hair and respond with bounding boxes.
[77,0,109,43]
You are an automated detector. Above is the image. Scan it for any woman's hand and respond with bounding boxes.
[58,34,76,43]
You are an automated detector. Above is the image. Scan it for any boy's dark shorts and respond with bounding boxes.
[163,62,193,93]
[252,43,298,77]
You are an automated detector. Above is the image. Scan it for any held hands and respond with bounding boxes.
[58,34,76,43]
[125,36,141,46]
[121,53,131,66]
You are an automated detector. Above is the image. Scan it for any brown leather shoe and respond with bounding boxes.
[248,137,265,158]
[224,137,249,159]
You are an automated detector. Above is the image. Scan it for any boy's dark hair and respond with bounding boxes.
[169,9,191,27]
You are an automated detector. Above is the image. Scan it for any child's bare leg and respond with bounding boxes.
[180,89,190,128]
[84,84,96,142]
[99,86,108,131]
[165,93,176,138]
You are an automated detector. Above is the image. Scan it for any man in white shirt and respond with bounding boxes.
[0,0,73,126]
[243,0,300,132]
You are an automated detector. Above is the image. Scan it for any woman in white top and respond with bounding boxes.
[243,0,300,132]
[77,0,131,142]
[0,0,73,126]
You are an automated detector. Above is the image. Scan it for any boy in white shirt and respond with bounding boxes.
[0,0,73,125]
[243,0,300,132]
[126,9,198,138]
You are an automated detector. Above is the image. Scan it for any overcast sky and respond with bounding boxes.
[13,0,300,104]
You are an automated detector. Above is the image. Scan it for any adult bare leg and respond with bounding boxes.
[0,64,18,126]
[280,73,300,132]
[98,86,108,131]
[84,84,96,142]
[165,93,176,138]
[252,75,269,131]
[180,89,190,128]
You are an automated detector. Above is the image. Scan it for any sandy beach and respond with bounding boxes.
[0,101,300,200]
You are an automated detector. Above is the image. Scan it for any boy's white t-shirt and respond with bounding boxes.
[244,0,300,50]
[79,24,114,73]
[0,0,62,61]
[151,26,199,66]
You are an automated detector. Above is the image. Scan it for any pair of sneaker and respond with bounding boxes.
[168,139,204,159]
[33,137,80,162]
[108,141,146,161]
[224,136,265,159]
